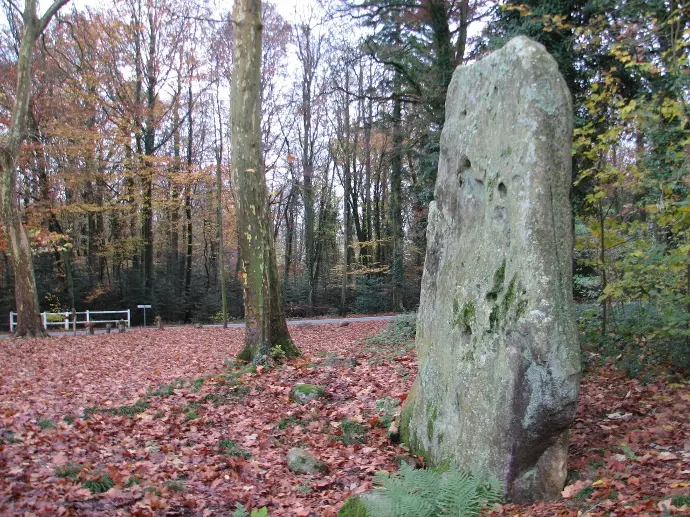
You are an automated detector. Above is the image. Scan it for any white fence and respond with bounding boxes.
[9,310,131,332]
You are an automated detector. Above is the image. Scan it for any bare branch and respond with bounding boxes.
[37,0,71,35]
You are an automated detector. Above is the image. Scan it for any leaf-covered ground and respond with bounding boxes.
[1,323,689,516]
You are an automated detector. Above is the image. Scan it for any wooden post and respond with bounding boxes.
[155,315,164,330]
[118,319,126,333]
[106,323,112,334]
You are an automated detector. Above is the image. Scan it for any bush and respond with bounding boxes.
[578,302,690,379]
[355,276,390,314]
[366,313,417,346]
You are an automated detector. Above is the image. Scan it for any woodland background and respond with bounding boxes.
[0,0,688,334]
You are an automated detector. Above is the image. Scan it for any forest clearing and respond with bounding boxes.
[1,319,689,516]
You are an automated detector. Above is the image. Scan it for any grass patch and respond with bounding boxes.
[365,313,416,346]
[84,399,149,419]
[375,396,401,430]
[672,494,690,507]
[204,385,250,406]
[124,476,141,488]
[62,414,75,425]
[219,439,251,459]
[148,379,185,398]
[334,419,368,445]
[83,473,114,494]
[574,486,594,501]
[163,480,185,492]
[38,418,55,430]
[154,411,165,419]
[0,430,20,445]
[55,463,82,481]
[191,377,205,392]
[277,416,308,430]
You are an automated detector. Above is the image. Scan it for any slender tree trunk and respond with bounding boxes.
[183,81,194,321]
[216,150,227,328]
[142,6,157,296]
[391,79,405,311]
[301,38,315,315]
[283,187,295,284]
[231,0,298,361]
[598,198,607,336]
[363,65,373,263]
[170,92,181,283]
[342,163,351,314]
[184,180,193,321]
[0,0,70,337]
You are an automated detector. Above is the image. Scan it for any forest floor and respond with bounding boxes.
[1,321,689,516]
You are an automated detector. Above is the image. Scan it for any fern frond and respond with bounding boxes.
[436,467,482,516]
[364,463,503,517]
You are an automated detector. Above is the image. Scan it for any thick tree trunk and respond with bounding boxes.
[0,0,71,337]
[231,0,298,362]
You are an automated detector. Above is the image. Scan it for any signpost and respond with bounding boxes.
[137,305,152,327]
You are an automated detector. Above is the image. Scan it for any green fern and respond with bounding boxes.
[233,504,270,517]
[362,463,502,517]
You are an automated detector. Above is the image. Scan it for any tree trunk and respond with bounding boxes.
[142,6,157,296]
[300,30,316,316]
[216,149,227,328]
[283,187,295,284]
[231,0,298,362]
[0,0,70,337]
[390,80,405,311]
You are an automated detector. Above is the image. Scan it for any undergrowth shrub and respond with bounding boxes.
[578,303,690,379]
[355,276,390,314]
[366,313,417,346]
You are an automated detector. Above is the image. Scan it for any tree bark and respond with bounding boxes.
[231,0,298,362]
[0,0,70,337]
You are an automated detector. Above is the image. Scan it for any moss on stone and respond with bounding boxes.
[489,305,500,332]
[487,260,506,301]
[426,403,438,440]
[289,383,325,404]
[501,273,518,315]
[516,297,528,320]
[338,496,368,517]
[399,379,418,445]
[457,302,475,333]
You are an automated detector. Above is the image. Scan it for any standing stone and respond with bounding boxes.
[400,36,580,502]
